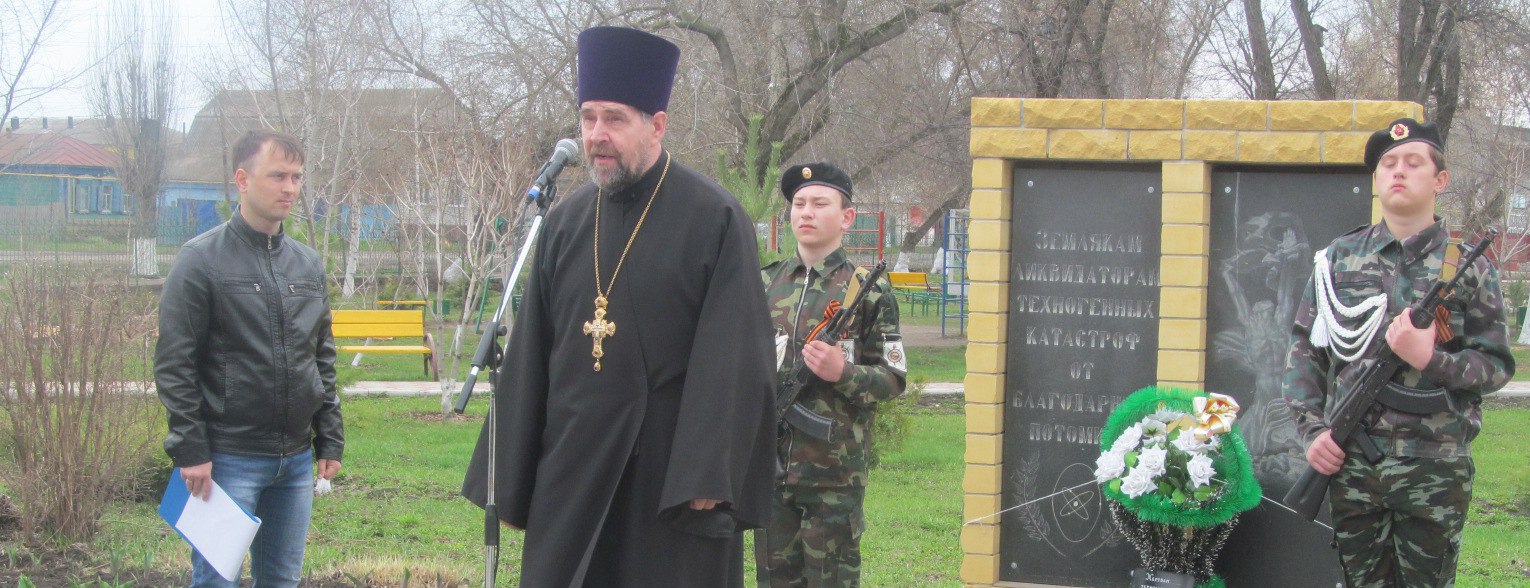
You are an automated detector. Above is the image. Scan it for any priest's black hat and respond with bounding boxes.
[780,162,853,203]
[577,27,680,115]
[1364,118,1444,173]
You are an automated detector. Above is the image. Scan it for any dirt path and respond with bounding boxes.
[902,323,966,347]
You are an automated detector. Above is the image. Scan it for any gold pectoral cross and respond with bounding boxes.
[583,295,616,371]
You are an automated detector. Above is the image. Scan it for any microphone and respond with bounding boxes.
[527,138,580,201]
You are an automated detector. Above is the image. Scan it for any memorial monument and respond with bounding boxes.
[963,98,1420,588]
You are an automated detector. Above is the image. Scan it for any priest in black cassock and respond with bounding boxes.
[461,26,778,588]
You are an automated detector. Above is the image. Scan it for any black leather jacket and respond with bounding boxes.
[155,212,343,467]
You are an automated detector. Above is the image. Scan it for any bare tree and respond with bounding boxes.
[386,113,537,412]
[1398,0,1465,138]
[0,0,67,129]
[1439,79,1530,244]
[281,0,572,408]
[1083,0,1120,97]
[224,0,340,246]
[226,0,299,131]
[835,16,977,269]
[1290,0,1335,98]
[1007,0,1096,97]
[211,0,445,304]
[648,0,969,185]
[1242,0,1279,98]
[1169,0,1235,97]
[1394,0,1527,140]
[1320,0,1528,137]
[1207,0,1305,98]
[96,0,175,277]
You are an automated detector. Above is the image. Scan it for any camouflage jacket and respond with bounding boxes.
[1283,219,1514,458]
[762,247,907,487]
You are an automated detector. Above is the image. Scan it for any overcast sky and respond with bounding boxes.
[11,0,231,131]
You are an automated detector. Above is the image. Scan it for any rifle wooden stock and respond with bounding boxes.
[1281,229,1497,522]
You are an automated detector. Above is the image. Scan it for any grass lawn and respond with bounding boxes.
[29,395,1530,586]
[907,345,966,383]
[1512,346,1530,381]
[333,340,443,389]
[333,321,495,389]
[87,396,962,586]
[1456,399,1530,587]
[80,396,1530,586]
[852,406,964,587]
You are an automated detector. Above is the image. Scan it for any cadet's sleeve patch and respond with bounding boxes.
[885,337,907,372]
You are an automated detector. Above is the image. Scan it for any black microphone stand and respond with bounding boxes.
[454,175,559,588]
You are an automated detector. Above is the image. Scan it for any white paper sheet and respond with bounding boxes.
[158,468,262,581]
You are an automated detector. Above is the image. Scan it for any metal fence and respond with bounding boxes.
[0,217,186,275]
[0,216,469,297]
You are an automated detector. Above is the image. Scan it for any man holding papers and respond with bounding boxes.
[155,130,344,586]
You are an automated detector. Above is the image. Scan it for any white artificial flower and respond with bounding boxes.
[1112,424,1144,453]
[1094,450,1127,482]
[1172,433,1209,453]
[1149,407,1186,424]
[1187,454,1216,488]
[1119,466,1157,498]
[1137,446,1168,477]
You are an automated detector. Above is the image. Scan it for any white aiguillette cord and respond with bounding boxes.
[1309,247,1387,363]
[963,479,1332,531]
[963,480,1096,526]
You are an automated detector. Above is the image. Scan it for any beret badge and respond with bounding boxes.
[1390,123,1409,141]
[802,168,813,180]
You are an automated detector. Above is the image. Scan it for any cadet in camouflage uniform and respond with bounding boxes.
[1283,118,1514,588]
[756,162,907,588]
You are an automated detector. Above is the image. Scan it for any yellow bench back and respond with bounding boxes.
[331,309,425,338]
[887,271,932,288]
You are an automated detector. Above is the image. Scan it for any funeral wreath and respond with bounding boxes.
[1095,386,1261,588]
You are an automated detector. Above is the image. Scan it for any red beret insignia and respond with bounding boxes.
[1390,123,1409,141]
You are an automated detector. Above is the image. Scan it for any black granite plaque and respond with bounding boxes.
[1001,164,1160,587]
[1207,167,1370,588]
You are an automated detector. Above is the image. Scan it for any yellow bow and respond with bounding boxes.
[1192,393,1240,441]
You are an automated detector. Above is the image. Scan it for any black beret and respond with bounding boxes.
[780,162,852,203]
[577,27,680,115]
[1364,118,1443,173]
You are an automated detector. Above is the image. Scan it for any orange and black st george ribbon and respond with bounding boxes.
[805,300,843,342]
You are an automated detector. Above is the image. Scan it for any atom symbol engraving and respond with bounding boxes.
[1058,486,1096,521]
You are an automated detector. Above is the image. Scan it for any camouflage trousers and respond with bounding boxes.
[754,485,865,588]
[1329,454,1473,588]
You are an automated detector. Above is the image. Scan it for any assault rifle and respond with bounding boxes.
[776,260,889,443]
[1283,229,1498,522]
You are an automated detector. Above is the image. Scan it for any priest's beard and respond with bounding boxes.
[589,142,656,193]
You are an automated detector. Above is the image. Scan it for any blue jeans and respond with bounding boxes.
[190,450,314,587]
